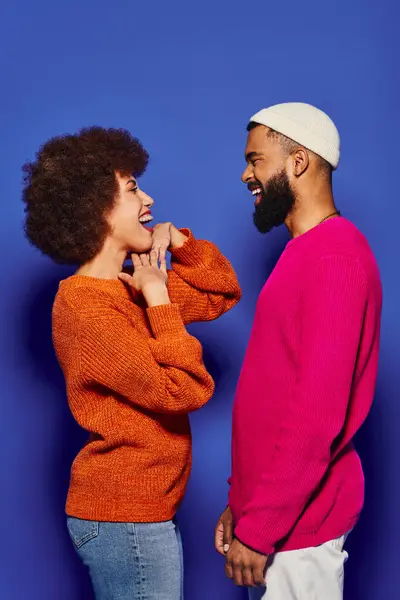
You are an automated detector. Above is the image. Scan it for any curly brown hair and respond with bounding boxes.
[22,126,149,265]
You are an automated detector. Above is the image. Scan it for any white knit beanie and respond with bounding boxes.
[249,102,340,170]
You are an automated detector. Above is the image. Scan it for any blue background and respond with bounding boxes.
[1,1,399,598]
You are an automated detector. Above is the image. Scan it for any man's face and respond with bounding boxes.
[242,125,296,233]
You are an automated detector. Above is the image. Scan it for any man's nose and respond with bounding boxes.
[241,164,253,184]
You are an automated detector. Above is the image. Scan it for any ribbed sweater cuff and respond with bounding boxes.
[170,229,206,267]
[146,303,186,337]
[234,518,275,556]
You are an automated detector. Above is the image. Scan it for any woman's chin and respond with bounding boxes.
[128,239,153,255]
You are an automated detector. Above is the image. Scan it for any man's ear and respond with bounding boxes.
[290,147,309,177]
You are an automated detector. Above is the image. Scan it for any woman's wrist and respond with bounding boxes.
[143,283,171,307]
[169,224,188,249]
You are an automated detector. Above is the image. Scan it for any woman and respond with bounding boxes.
[22,126,241,600]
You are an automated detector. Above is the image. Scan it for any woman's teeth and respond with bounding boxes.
[138,215,153,224]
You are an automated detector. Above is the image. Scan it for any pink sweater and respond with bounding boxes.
[229,217,382,555]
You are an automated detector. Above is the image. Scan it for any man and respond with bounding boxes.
[215,103,382,599]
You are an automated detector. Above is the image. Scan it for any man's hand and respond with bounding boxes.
[215,506,233,556]
[225,538,268,588]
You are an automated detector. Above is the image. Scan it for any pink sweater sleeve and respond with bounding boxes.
[234,255,368,555]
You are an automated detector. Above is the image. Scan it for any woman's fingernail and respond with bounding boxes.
[223,544,230,553]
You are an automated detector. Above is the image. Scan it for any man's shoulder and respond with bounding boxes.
[305,218,377,269]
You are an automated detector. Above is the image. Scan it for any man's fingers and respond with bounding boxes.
[223,517,233,548]
[225,560,233,580]
[224,561,265,588]
[242,567,255,588]
[232,564,244,587]
[253,564,266,587]
[214,522,225,556]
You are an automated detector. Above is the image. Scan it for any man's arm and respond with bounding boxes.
[234,254,368,555]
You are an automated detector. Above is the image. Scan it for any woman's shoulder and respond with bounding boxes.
[54,276,117,318]
[53,275,145,321]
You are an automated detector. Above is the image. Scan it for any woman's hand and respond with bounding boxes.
[151,223,172,272]
[119,252,170,307]
[151,223,189,268]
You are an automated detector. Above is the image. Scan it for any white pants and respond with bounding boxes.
[249,535,349,600]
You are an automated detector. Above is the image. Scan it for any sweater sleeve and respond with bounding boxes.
[53,290,215,415]
[234,255,367,555]
[167,229,242,324]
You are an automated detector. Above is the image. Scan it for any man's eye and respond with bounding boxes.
[131,187,138,193]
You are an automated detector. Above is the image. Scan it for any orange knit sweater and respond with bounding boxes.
[52,230,241,522]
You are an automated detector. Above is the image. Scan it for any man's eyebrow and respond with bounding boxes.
[245,151,263,162]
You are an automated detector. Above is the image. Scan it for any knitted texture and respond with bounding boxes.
[229,218,382,555]
[52,230,241,522]
[250,102,340,169]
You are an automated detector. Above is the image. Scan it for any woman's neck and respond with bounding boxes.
[77,240,127,280]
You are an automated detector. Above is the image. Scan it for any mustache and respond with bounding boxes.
[247,180,264,192]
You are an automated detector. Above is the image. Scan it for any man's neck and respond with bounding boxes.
[286,183,337,239]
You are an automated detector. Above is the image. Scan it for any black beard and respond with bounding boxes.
[253,169,296,234]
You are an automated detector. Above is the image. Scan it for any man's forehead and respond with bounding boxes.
[245,125,274,154]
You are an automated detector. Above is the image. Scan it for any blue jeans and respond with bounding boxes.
[67,517,183,600]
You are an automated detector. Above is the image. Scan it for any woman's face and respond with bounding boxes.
[107,173,154,254]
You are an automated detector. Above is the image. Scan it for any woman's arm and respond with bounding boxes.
[53,288,215,415]
[166,226,242,324]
